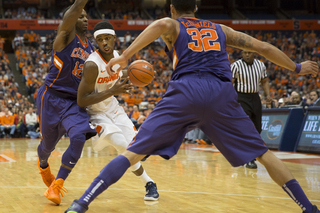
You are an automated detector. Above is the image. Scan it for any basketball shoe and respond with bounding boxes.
[245,160,257,169]
[303,205,320,213]
[38,159,55,187]
[65,199,88,213]
[144,181,159,201]
[44,178,68,205]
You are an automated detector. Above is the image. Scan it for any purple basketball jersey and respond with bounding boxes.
[166,17,231,81]
[45,34,94,98]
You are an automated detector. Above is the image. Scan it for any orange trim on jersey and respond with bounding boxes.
[39,86,48,139]
[49,53,63,87]
[181,17,199,20]
[76,34,89,48]
[172,47,179,70]
[128,136,136,147]
[96,50,109,64]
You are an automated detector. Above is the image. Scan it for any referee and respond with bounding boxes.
[231,51,271,169]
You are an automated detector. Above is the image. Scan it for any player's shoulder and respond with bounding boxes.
[86,50,99,61]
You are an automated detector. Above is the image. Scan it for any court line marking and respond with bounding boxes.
[0,186,319,202]
[0,154,16,163]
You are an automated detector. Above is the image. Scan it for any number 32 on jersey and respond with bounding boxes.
[187,28,221,52]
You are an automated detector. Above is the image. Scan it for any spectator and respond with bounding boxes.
[25,106,37,131]
[14,110,27,138]
[0,108,16,138]
[309,90,320,106]
[131,105,140,121]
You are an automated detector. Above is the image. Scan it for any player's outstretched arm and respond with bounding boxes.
[77,62,132,107]
[53,0,89,52]
[221,25,319,76]
[106,18,179,74]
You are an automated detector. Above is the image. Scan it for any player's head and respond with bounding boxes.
[63,5,88,34]
[241,51,255,65]
[171,0,197,18]
[93,21,116,55]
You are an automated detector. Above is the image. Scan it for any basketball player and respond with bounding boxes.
[76,20,159,201]
[36,0,97,205]
[65,0,320,212]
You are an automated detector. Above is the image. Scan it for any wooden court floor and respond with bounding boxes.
[0,138,319,213]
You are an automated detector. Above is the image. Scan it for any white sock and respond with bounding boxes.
[138,170,153,185]
[131,161,153,185]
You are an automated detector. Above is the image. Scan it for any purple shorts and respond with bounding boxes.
[37,85,96,150]
[127,72,268,167]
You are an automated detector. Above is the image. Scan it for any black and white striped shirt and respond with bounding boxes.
[231,59,267,93]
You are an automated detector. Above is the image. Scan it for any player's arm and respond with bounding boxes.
[77,62,132,107]
[221,25,319,76]
[106,18,179,73]
[53,0,88,52]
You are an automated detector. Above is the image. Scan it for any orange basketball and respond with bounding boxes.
[127,60,154,87]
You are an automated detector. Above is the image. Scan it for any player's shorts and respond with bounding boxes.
[127,72,268,167]
[88,104,136,152]
[37,85,97,149]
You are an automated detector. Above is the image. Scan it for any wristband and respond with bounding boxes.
[294,63,301,74]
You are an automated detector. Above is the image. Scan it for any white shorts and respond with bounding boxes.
[88,105,137,152]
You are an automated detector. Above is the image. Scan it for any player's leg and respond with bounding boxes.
[36,86,64,187]
[65,81,199,212]
[202,80,319,213]
[65,150,146,213]
[257,150,319,213]
[106,131,159,201]
[45,103,96,205]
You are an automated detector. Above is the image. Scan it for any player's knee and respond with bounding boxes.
[69,133,86,160]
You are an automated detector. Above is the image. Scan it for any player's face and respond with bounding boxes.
[95,34,115,55]
[76,10,88,33]
[242,51,255,64]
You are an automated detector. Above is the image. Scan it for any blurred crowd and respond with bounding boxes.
[0,28,318,140]
[4,6,45,19]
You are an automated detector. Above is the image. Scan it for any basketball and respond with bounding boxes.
[127,60,154,87]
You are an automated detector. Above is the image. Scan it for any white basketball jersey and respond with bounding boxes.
[85,50,123,114]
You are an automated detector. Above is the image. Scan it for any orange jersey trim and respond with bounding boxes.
[96,50,109,64]
[39,86,48,139]
[181,16,199,20]
[172,47,179,70]
[128,136,136,147]
[49,53,64,87]
[76,34,89,48]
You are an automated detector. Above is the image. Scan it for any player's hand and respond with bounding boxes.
[109,77,133,95]
[299,61,319,77]
[106,55,129,76]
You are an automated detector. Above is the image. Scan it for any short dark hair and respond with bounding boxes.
[171,0,196,13]
[93,21,114,33]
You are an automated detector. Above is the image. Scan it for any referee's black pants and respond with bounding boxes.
[237,92,262,134]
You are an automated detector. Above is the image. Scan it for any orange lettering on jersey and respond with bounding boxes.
[72,61,83,79]
[97,73,119,84]
[71,48,90,61]
[181,20,216,30]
